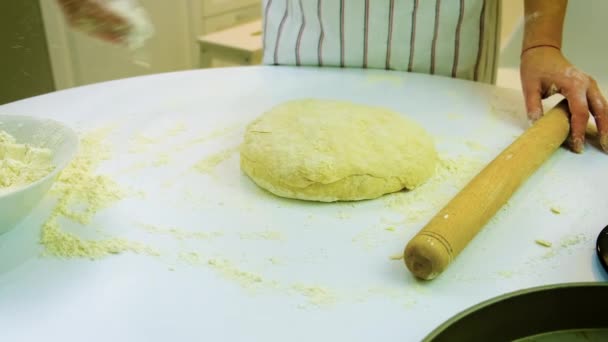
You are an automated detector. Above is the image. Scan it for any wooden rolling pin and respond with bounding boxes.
[404,99,571,280]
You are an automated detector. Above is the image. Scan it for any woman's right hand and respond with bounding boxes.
[56,0,130,43]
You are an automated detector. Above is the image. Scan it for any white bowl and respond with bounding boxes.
[0,115,78,234]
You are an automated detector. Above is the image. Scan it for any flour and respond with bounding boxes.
[174,252,339,307]
[47,128,123,224]
[498,270,514,278]
[40,127,156,259]
[138,222,223,240]
[174,124,241,153]
[42,217,155,259]
[193,147,239,174]
[560,233,588,248]
[383,155,484,223]
[539,233,589,260]
[179,251,204,265]
[464,140,488,152]
[239,231,283,241]
[524,11,541,23]
[0,130,54,193]
[535,239,552,248]
[352,154,483,251]
[389,253,404,261]
[291,284,336,307]
[106,0,154,49]
[128,122,187,154]
[207,258,265,289]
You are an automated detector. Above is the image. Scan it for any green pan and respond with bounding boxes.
[424,282,608,341]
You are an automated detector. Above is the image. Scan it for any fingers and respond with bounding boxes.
[587,81,608,152]
[566,91,591,153]
[92,17,130,43]
[58,0,129,43]
[89,2,129,27]
[94,30,124,43]
[523,87,544,122]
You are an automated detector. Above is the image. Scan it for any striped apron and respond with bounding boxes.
[262,0,501,84]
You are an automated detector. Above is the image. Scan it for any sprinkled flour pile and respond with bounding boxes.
[40,127,155,259]
[383,155,484,222]
[0,130,54,193]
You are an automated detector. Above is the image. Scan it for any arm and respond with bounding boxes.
[520,0,608,153]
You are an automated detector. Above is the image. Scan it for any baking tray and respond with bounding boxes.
[425,282,608,341]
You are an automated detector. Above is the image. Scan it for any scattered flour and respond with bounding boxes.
[137,222,223,240]
[40,127,157,259]
[193,147,239,174]
[540,233,590,260]
[239,231,283,241]
[291,284,336,307]
[179,251,204,265]
[535,239,552,248]
[446,113,463,120]
[176,253,339,307]
[29,121,486,308]
[389,253,404,261]
[174,124,241,153]
[560,233,588,248]
[352,154,484,251]
[128,122,187,154]
[464,140,488,152]
[42,218,155,259]
[207,258,265,289]
[498,270,514,278]
[383,155,484,223]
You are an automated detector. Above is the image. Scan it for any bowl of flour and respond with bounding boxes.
[0,115,78,233]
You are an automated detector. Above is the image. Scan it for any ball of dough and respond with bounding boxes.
[240,99,437,202]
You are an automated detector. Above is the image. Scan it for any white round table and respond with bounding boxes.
[0,66,605,341]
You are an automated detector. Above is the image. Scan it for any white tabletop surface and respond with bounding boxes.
[0,66,606,342]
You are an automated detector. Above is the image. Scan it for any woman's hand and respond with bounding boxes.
[56,0,130,43]
[520,46,608,153]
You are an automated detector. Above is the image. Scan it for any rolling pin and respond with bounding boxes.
[404,99,571,280]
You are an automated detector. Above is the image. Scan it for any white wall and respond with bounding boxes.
[498,1,608,89]
[41,0,262,89]
[40,0,201,89]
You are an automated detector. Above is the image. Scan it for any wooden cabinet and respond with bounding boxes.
[201,0,260,18]
[201,4,261,34]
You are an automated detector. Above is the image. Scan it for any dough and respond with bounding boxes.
[240,99,437,202]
